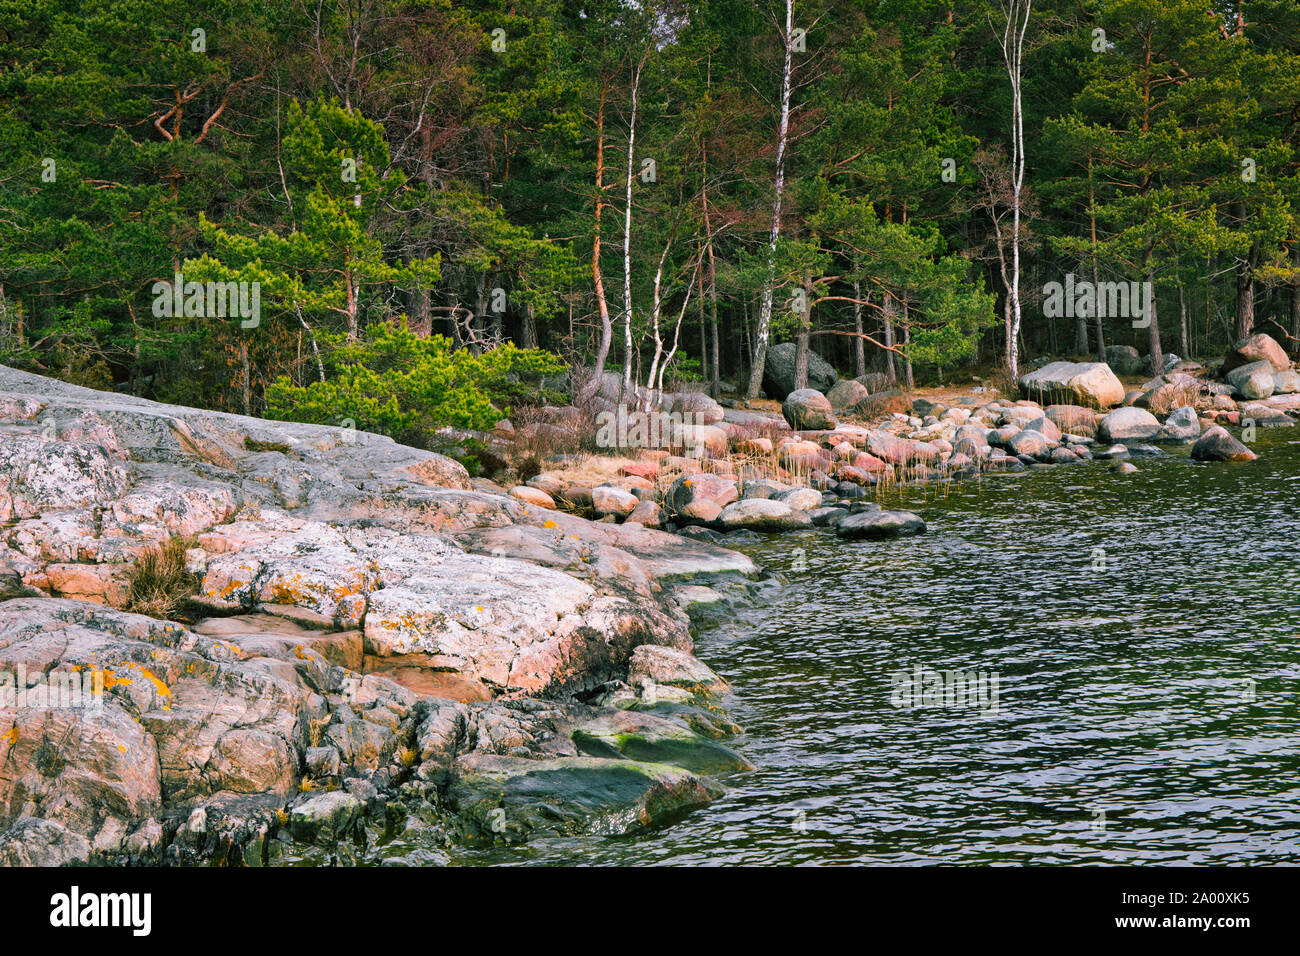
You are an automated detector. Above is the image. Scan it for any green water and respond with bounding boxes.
[460,426,1300,865]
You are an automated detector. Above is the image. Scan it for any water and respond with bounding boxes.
[461,427,1300,865]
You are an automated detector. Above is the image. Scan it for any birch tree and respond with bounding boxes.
[745,0,796,399]
[992,0,1031,379]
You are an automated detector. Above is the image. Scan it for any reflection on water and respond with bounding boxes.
[459,428,1300,865]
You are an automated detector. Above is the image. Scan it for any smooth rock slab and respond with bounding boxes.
[571,710,751,775]
[835,510,927,540]
[446,753,714,843]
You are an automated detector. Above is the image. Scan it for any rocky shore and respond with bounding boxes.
[0,365,759,865]
[1,332,1292,866]
[505,335,1295,546]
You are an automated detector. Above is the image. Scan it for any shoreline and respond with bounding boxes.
[0,350,1293,865]
[0,365,761,866]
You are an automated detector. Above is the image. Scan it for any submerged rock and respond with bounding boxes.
[446,754,714,843]
[835,510,927,540]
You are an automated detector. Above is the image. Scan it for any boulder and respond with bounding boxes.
[777,487,823,511]
[1135,373,1202,415]
[776,439,827,471]
[1221,333,1289,375]
[761,342,837,400]
[592,485,639,518]
[625,499,662,527]
[669,422,729,458]
[835,510,927,539]
[1097,406,1162,443]
[1006,429,1051,459]
[1273,370,1300,395]
[865,431,941,466]
[715,498,812,532]
[782,388,837,431]
[446,753,713,843]
[510,486,555,509]
[1190,425,1257,462]
[571,710,750,775]
[1226,360,1276,400]
[825,378,870,411]
[670,391,725,424]
[856,372,892,394]
[1045,404,1098,437]
[666,473,739,520]
[1017,361,1125,409]
[1160,405,1200,442]
[1104,345,1143,375]
[627,644,730,697]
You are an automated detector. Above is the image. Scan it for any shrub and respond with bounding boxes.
[265,321,565,441]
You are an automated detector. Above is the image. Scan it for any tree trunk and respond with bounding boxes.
[744,0,794,400]
[1178,280,1189,358]
[1291,244,1300,354]
[1146,258,1163,373]
[794,274,811,390]
[1092,260,1105,362]
[1232,203,1255,341]
[580,83,614,405]
[621,60,643,397]
[883,291,898,382]
[996,0,1030,378]
[1073,312,1088,355]
[522,301,535,348]
[409,286,432,337]
[902,300,914,390]
[852,278,866,378]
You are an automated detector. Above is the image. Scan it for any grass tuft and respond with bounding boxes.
[125,535,201,621]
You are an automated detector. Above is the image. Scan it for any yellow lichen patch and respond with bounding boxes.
[542,520,558,529]
[119,662,172,708]
[92,668,131,690]
[294,645,310,660]
[2,728,17,747]
[117,744,127,753]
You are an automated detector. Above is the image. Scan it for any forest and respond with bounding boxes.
[2,0,1299,442]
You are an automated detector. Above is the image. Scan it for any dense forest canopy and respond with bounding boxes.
[2,0,1299,430]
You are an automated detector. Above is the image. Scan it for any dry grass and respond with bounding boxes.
[125,535,200,621]
[1145,381,1201,417]
[545,452,640,488]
